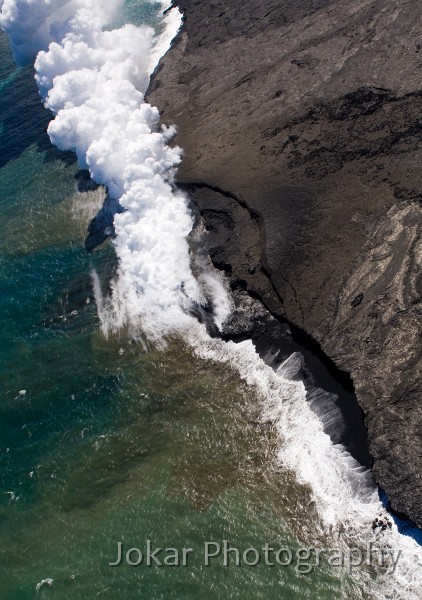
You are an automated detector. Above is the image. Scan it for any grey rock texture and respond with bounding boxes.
[148,0,422,525]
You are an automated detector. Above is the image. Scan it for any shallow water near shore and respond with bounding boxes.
[0,17,345,600]
[0,141,350,598]
[0,3,421,599]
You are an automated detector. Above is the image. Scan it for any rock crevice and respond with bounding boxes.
[149,0,422,526]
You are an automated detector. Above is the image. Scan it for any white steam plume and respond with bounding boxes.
[1,0,206,343]
[0,0,124,64]
[2,3,422,598]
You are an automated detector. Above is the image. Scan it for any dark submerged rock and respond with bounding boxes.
[85,194,124,252]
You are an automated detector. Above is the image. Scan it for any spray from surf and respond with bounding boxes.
[1,1,421,598]
[191,330,422,599]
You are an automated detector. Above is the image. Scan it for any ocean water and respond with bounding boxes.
[0,2,421,599]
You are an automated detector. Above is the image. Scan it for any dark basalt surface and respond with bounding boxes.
[148,0,422,526]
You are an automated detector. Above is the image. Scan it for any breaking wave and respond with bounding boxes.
[191,331,422,599]
[1,1,422,598]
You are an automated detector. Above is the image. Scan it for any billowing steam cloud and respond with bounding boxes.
[3,5,422,595]
[0,0,124,64]
[1,0,209,342]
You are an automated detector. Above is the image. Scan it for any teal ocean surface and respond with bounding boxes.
[0,2,420,599]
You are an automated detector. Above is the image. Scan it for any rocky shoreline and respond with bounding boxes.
[148,0,422,526]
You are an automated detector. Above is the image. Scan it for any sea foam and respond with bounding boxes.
[190,330,422,600]
[1,2,422,598]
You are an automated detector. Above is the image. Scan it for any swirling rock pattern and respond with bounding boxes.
[319,203,422,522]
[149,0,422,525]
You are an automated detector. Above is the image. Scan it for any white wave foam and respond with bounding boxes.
[307,388,345,442]
[191,332,378,527]
[2,1,421,597]
[148,1,184,73]
[189,329,422,599]
[276,351,304,379]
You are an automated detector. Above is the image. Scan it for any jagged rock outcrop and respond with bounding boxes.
[148,0,422,525]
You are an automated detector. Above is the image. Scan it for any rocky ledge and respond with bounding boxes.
[148,0,422,526]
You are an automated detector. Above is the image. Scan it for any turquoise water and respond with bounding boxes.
[116,0,168,28]
[0,5,373,599]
